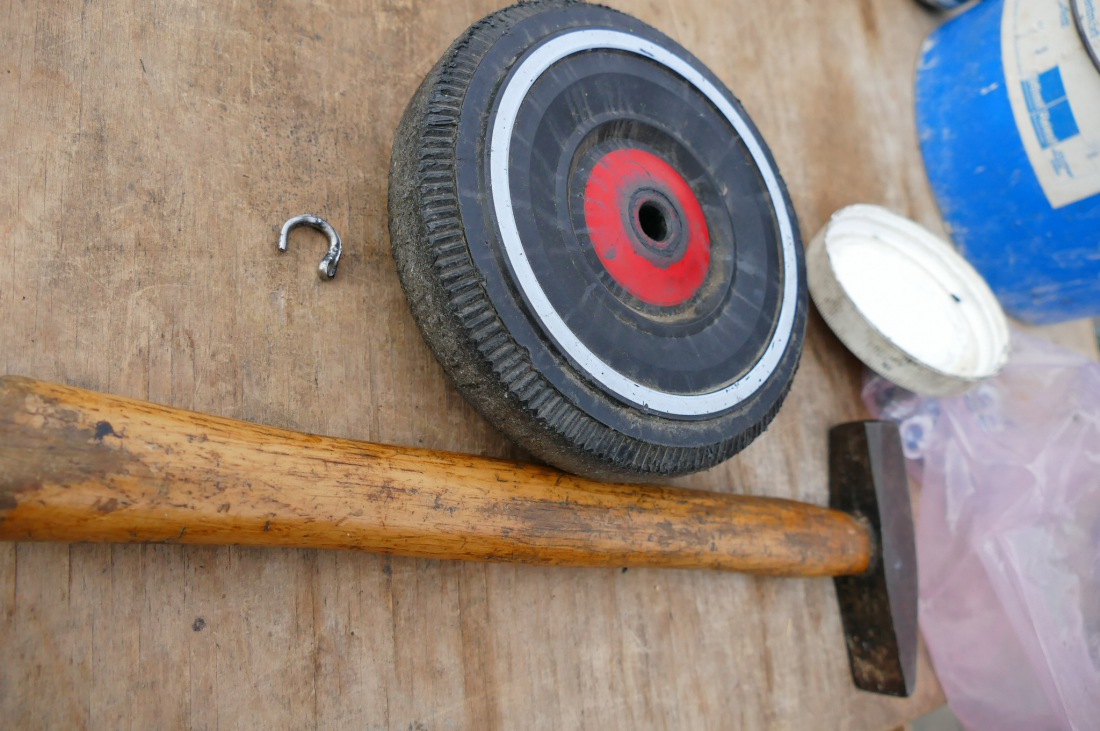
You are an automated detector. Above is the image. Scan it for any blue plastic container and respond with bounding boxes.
[916,0,1100,323]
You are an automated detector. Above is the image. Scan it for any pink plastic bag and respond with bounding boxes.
[863,332,1100,731]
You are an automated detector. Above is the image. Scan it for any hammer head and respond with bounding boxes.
[829,421,918,697]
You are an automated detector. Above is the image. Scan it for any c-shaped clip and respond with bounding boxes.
[278,214,343,279]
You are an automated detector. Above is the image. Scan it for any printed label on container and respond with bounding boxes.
[1003,0,1100,209]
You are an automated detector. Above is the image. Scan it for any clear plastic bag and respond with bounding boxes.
[863,331,1100,731]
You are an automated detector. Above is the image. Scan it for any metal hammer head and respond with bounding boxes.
[829,421,918,697]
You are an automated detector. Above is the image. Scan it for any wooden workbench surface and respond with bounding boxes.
[2,1,1093,728]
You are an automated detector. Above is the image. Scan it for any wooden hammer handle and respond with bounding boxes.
[0,377,872,576]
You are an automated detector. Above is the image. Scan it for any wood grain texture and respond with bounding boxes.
[0,376,873,576]
[1,0,1094,728]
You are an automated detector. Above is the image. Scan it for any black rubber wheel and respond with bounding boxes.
[389,0,806,480]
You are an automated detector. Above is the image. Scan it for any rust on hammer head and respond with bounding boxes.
[829,421,918,697]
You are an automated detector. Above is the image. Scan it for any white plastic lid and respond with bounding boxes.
[807,205,1010,396]
[1073,0,1100,72]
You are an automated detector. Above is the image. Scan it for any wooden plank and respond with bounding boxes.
[0,0,1088,727]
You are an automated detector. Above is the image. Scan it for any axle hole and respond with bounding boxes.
[638,201,669,243]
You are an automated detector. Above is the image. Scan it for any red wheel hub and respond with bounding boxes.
[583,148,711,306]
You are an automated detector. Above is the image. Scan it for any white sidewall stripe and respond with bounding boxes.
[489,29,798,417]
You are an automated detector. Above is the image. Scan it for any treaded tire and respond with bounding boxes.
[389,0,806,480]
